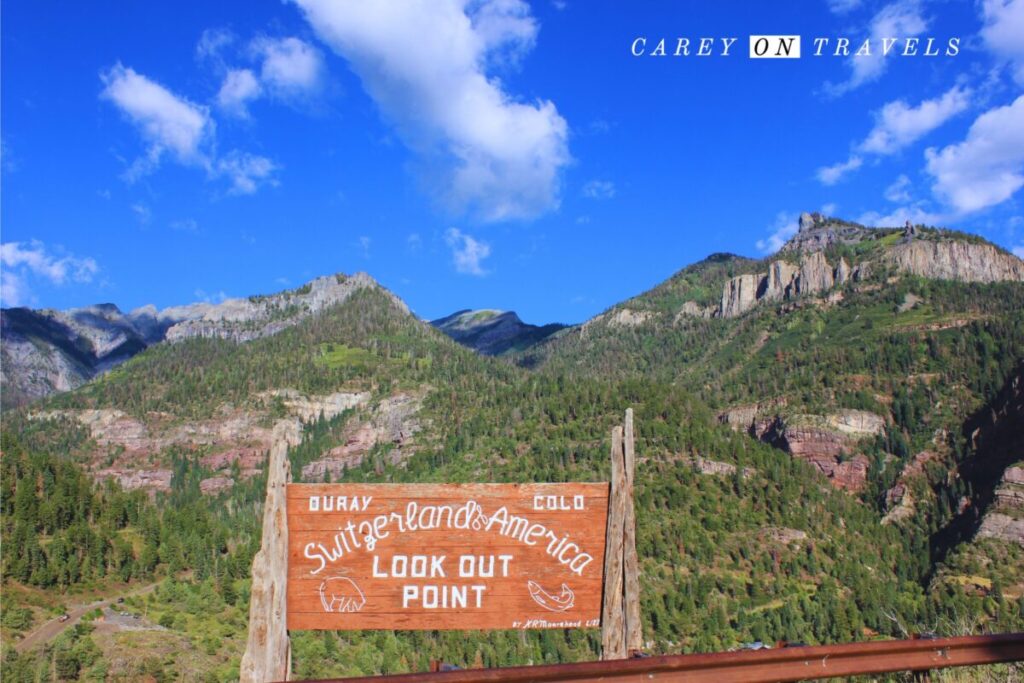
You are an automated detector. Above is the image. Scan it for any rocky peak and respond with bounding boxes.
[431,309,565,356]
[2,271,406,408]
[781,213,873,254]
[798,212,822,233]
[694,218,1024,320]
[163,271,394,342]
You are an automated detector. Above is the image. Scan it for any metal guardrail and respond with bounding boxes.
[287,633,1024,683]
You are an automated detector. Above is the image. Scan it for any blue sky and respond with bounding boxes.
[2,0,1023,324]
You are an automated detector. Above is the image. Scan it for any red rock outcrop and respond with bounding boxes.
[200,476,234,495]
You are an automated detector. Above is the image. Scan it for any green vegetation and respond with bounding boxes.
[3,238,1023,679]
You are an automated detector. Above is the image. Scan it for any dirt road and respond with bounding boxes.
[14,582,159,653]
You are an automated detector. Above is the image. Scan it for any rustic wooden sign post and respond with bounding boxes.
[240,420,302,683]
[241,411,641,678]
[600,409,642,660]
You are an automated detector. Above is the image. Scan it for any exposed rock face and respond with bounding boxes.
[780,213,875,254]
[201,448,265,477]
[240,421,300,683]
[826,409,886,437]
[30,389,366,493]
[763,261,797,301]
[673,301,714,322]
[431,309,565,356]
[679,456,755,478]
[834,258,852,285]
[301,393,423,481]
[258,389,370,423]
[2,272,397,408]
[883,484,916,525]
[715,251,845,318]
[165,273,393,343]
[607,308,654,327]
[92,468,173,493]
[976,465,1024,546]
[719,273,761,318]
[882,451,941,524]
[690,217,1024,320]
[884,241,1024,283]
[722,409,883,492]
[200,476,234,495]
[797,252,834,295]
[1,305,149,409]
[931,364,1024,554]
[977,513,1024,546]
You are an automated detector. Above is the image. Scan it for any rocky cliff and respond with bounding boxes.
[431,309,565,356]
[1,304,149,408]
[1,272,394,408]
[164,273,395,343]
[692,214,1024,319]
[883,240,1024,283]
[719,407,886,491]
[976,465,1024,546]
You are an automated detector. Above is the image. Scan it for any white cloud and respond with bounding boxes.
[1,241,99,307]
[1013,245,1024,259]
[817,155,863,185]
[826,0,927,95]
[357,235,372,258]
[194,288,229,304]
[101,63,279,194]
[196,28,235,63]
[101,64,212,177]
[858,205,943,227]
[292,0,570,221]
[980,0,1024,86]
[217,68,262,117]
[471,0,538,67]
[925,94,1024,214]
[216,151,278,195]
[406,233,423,252]
[884,174,913,202]
[252,37,323,99]
[859,85,971,155]
[828,0,863,13]
[582,179,615,200]
[818,86,970,186]
[444,228,491,275]
[755,212,799,254]
[1,138,17,173]
[131,203,151,224]
[171,218,199,233]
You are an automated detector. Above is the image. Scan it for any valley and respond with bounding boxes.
[2,214,1023,680]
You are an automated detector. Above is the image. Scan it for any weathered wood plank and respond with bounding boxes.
[600,426,626,660]
[622,409,643,653]
[240,420,300,683]
[287,482,608,631]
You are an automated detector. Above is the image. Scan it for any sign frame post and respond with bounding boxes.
[601,408,643,660]
[242,411,641,673]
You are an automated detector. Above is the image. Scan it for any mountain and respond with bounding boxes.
[430,308,566,355]
[3,215,1023,679]
[0,273,393,410]
[1,304,152,409]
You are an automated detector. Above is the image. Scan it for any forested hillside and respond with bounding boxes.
[2,219,1023,681]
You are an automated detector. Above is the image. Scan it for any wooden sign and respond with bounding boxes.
[286,483,609,631]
